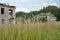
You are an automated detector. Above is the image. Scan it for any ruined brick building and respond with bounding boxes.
[0,3,16,24]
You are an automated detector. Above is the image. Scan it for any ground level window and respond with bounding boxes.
[1,19,4,24]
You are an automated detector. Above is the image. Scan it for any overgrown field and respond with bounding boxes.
[0,22,60,40]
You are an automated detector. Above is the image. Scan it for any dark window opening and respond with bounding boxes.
[9,9,13,15]
[1,19,4,24]
[1,8,4,14]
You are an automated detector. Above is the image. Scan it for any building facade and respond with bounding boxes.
[47,15,56,22]
[34,13,56,22]
[0,3,16,24]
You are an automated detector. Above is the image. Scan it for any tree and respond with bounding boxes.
[16,5,60,21]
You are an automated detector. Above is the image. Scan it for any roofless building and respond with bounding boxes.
[0,3,16,24]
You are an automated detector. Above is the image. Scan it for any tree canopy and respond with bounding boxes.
[16,5,60,21]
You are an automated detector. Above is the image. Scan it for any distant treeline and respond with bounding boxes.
[16,5,60,21]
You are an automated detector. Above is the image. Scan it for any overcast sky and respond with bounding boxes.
[0,0,60,12]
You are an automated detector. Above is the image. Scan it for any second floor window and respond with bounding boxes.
[1,8,4,14]
[9,9,13,15]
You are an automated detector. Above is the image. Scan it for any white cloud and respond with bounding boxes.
[15,2,58,12]
[32,2,58,10]
[15,7,30,12]
[49,3,58,6]
[13,0,33,3]
[0,0,59,12]
[15,0,59,12]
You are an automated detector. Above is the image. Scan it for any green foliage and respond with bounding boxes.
[16,5,60,21]
[16,11,27,18]
[38,5,60,21]
[38,16,47,22]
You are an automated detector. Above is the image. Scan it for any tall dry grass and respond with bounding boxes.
[0,21,60,40]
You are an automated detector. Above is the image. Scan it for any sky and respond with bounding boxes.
[0,0,60,12]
